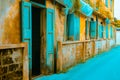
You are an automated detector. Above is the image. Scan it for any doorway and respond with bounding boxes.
[32,6,41,76]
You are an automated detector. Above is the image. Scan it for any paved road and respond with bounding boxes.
[34,46,120,80]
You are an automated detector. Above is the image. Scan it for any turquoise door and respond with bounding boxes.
[21,1,32,76]
[46,8,54,72]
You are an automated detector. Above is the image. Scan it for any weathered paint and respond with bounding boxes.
[21,1,32,78]
[0,0,22,44]
[80,0,93,17]
[90,21,97,39]
[57,39,116,72]
[0,43,29,80]
[57,41,84,72]
[80,15,86,41]
[99,23,103,39]
[105,0,109,7]
[0,0,116,78]
[46,8,55,73]
[67,14,80,40]
[46,0,54,9]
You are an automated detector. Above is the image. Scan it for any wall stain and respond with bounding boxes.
[1,0,21,44]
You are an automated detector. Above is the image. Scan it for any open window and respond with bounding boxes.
[90,18,97,39]
[66,13,80,41]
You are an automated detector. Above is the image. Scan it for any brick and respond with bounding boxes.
[0,66,8,75]
[0,67,2,75]
[3,56,13,65]
[2,75,8,80]
[15,70,23,77]
[19,63,23,69]
[1,50,8,56]
[9,64,19,72]
[2,72,23,80]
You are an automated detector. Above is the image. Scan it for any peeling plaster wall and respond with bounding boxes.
[57,39,116,72]
[55,6,65,42]
[57,42,84,72]
[0,0,29,44]
[0,0,21,44]
[46,0,65,42]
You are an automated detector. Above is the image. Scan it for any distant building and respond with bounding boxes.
[116,28,120,45]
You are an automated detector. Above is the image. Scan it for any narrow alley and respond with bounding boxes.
[34,46,120,80]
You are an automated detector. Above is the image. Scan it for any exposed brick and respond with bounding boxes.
[0,48,23,79]
[1,50,8,56]
[0,67,2,75]
[2,75,8,80]
[19,63,23,69]
[1,66,8,74]
[9,64,19,72]
[15,70,23,77]
[3,56,13,65]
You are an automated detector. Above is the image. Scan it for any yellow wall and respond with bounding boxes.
[80,15,86,41]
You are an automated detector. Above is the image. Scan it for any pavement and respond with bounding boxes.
[34,46,120,80]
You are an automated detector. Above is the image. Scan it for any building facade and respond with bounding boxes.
[0,0,116,80]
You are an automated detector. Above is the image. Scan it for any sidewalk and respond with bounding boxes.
[34,46,120,80]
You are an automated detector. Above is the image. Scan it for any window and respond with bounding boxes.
[90,19,97,39]
[99,22,104,39]
[110,0,112,11]
[66,13,80,41]
[105,0,108,7]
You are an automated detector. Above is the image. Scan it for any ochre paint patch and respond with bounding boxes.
[80,15,86,41]
[2,0,21,44]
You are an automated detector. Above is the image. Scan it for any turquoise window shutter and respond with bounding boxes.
[46,8,55,72]
[105,0,108,7]
[67,13,80,40]
[21,1,32,75]
[90,21,96,39]
[106,24,108,39]
[74,15,80,40]
[99,24,103,38]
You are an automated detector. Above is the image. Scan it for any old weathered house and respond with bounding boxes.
[0,0,116,80]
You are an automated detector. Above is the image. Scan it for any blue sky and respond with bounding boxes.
[114,0,120,19]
